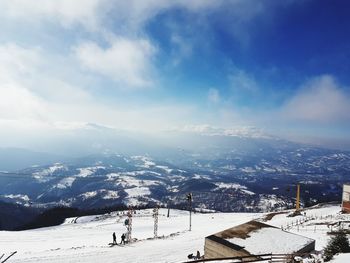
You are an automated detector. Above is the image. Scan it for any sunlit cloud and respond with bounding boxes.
[74,38,157,88]
[282,75,350,124]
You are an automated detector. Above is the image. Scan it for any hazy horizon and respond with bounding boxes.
[1,0,350,151]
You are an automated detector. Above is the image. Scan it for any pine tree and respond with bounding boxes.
[323,231,350,261]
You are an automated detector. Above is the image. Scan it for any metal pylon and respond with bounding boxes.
[126,207,133,243]
[153,207,159,238]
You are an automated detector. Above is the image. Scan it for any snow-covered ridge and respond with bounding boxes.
[1,204,348,262]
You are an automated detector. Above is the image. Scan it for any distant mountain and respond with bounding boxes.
[1,135,349,213]
[1,133,350,216]
[0,148,65,172]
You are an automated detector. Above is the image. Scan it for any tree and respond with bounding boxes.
[323,231,350,261]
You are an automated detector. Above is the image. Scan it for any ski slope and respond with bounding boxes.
[0,204,348,262]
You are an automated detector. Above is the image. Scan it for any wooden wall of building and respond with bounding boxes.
[204,236,249,259]
[342,184,350,213]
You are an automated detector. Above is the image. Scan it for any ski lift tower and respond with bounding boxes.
[153,206,159,238]
[126,207,133,243]
[186,193,193,231]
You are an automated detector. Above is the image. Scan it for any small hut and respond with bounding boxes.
[204,220,315,259]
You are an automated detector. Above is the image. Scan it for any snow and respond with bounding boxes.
[32,163,67,182]
[263,167,276,172]
[240,167,255,173]
[80,191,98,200]
[77,168,95,177]
[258,194,286,211]
[125,187,151,197]
[132,156,155,168]
[54,177,76,189]
[124,187,152,205]
[332,253,350,263]
[267,204,346,250]
[102,190,119,200]
[215,182,254,195]
[228,227,313,254]
[193,174,210,180]
[156,165,173,173]
[241,189,255,195]
[0,204,349,262]
[79,190,120,200]
[215,182,245,189]
[3,194,30,202]
[0,209,259,263]
[117,176,162,188]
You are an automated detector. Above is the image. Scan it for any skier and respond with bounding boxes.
[112,232,116,244]
[121,233,126,245]
[196,251,201,259]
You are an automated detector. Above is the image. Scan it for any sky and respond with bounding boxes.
[0,0,350,151]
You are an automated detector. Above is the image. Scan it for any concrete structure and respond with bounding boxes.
[204,220,315,259]
[342,184,350,213]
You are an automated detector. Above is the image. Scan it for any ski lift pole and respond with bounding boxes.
[296,184,300,211]
[153,206,159,238]
[126,207,133,243]
[187,193,193,231]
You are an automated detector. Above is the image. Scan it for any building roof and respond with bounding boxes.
[206,220,315,255]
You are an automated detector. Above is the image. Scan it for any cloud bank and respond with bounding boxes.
[282,75,350,124]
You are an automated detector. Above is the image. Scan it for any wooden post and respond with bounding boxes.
[296,184,300,211]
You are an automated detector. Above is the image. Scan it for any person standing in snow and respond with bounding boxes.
[112,232,116,244]
[121,233,126,245]
[196,251,201,259]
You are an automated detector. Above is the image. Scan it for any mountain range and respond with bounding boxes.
[1,134,349,221]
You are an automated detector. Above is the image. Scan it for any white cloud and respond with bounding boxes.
[0,82,47,121]
[172,124,269,138]
[0,0,220,32]
[0,44,47,121]
[0,44,42,79]
[0,43,91,104]
[0,0,102,30]
[282,75,350,123]
[0,42,198,135]
[74,38,156,88]
[208,88,220,103]
[0,0,276,34]
[0,0,320,150]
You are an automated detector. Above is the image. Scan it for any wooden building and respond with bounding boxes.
[342,184,350,213]
[204,220,315,259]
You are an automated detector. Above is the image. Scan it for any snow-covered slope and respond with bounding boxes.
[1,204,349,263]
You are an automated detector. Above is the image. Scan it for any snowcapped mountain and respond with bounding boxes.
[0,154,256,211]
[1,137,349,214]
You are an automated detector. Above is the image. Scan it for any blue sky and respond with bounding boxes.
[0,0,349,150]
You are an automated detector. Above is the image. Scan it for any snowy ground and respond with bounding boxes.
[0,204,349,262]
[332,253,350,263]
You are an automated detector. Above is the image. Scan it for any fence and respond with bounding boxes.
[280,214,342,232]
[183,253,295,263]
